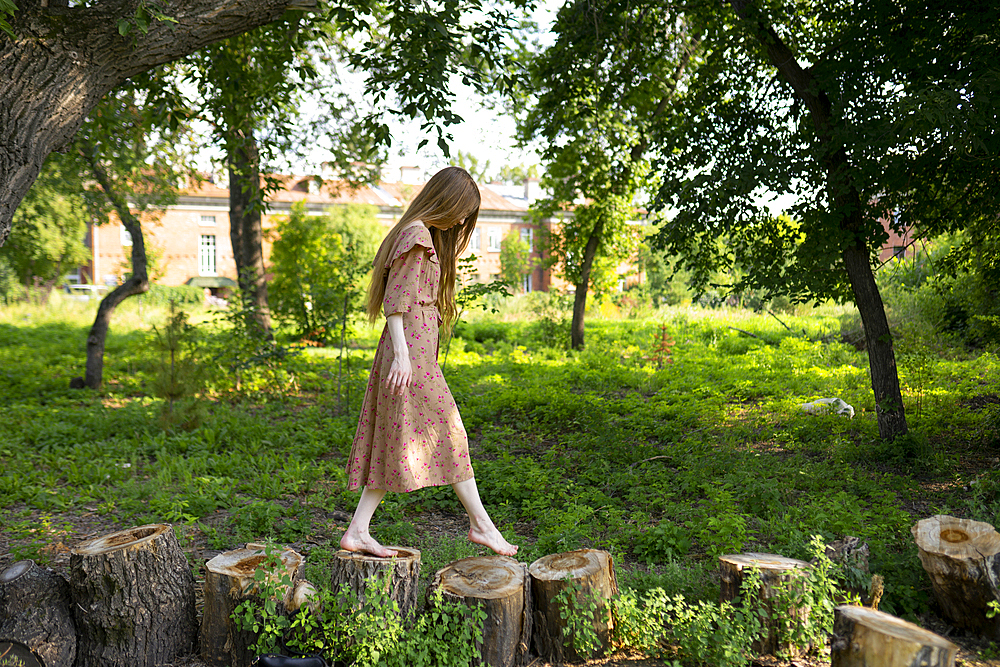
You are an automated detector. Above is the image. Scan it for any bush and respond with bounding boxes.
[144,284,204,308]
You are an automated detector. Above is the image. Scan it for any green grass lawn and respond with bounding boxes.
[2,297,999,661]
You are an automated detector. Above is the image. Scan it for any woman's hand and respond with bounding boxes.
[386,355,412,395]
[385,313,411,395]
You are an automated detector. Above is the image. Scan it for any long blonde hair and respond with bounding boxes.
[367,166,480,327]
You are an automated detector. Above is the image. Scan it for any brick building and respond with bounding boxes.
[78,173,562,293]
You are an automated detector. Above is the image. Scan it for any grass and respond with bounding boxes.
[1,296,999,660]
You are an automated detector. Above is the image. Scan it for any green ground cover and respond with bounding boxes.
[2,296,999,661]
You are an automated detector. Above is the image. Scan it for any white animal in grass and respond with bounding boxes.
[800,397,855,419]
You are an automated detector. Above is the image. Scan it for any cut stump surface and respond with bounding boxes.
[912,514,1000,639]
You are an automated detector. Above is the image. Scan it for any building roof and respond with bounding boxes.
[180,174,527,213]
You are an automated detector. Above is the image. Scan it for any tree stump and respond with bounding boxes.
[912,514,1000,638]
[719,552,812,656]
[0,560,76,667]
[200,545,305,667]
[529,549,618,663]
[427,556,532,667]
[831,605,958,667]
[0,640,44,667]
[69,524,196,667]
[330,548,421,618]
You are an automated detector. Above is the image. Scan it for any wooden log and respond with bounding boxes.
[427,556,532,667]
[69,524,196,667]
[831,605,958,667]
[529,549,618,663]
[0,560,76,667]
[719,552,812,656]
[330,548,421,618]
[912,514,1000,638]
[200,545,305,667]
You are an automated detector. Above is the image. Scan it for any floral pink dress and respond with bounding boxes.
[346,224,475,493]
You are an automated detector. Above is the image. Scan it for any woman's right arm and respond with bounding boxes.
[384,313,412,395]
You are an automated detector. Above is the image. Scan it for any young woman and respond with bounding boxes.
[339,166,518,558]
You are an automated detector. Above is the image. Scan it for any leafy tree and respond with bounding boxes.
[1,0,530,250]
[518,0,695,348]
[448,151,492,183]
[269,201,382,342]
[527,0,999,439]
[2,155,92,303]
[1,0,319,245]
[494,163,539,185]
[499,231,532,292]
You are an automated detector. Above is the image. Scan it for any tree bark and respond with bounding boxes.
[831,605,957,667]
[529,549,618,663]
[571,216,605,350]
[69,524,197,667]
[228,129,272,334]
[0,560,76,667]
[719,552,812,657]
[911,514,1000,639]
[200,545,306,667]
[728,0,908,440]
[427,556,533,667]
[0,0,312,247]
[78,139,150,390]
[330,548,422,619]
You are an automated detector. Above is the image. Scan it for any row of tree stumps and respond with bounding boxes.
[4,513,999,667]
[0,523,618,667]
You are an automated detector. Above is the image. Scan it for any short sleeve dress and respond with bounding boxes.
[346,224,475,493]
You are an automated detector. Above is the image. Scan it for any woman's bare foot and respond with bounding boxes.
[340,528,398,558]
[469,526,518,557]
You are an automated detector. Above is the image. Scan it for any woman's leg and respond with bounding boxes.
[452,476,518,556]
[340,487,398,558]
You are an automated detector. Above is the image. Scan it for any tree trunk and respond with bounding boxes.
[529,549,618,663]
[729,0,908,441]
[0,0,314,247]
[911,514,1000,639]
[842,244,908,439]
[78,139,150,390]
[831,605,957,667]
[571,216,606,350]
[201,545,306,667]
[330,548,421,619]
[719,552,812,657]
[0,560,76,667]
[428,556,532,667]
[228,129,271,334]
[69,524,197,667]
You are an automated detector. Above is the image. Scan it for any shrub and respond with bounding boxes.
[144,284,204,308]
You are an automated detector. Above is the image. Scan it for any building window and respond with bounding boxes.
[199,235,217,276]
[200,214,217,226]
[893,245,906,259]
[487,227,502,252]
[522,273,532,293]
[470,273,481,284]
[120,225,133,247]
[520,228,533,252]
[470,229,481,251]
